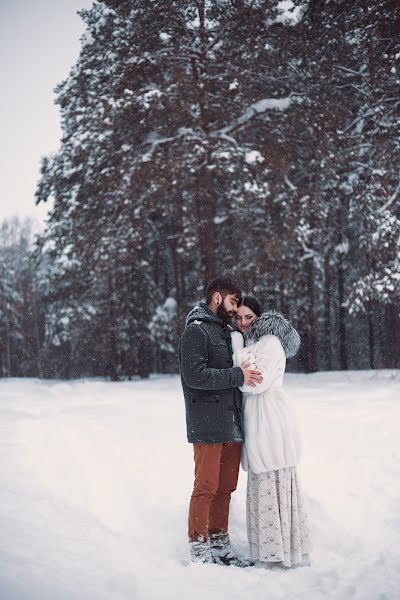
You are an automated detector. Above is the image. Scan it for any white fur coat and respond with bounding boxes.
[231,311,302,474]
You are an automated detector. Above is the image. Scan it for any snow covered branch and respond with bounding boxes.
[380,179,400,212]
[211,93,302,140]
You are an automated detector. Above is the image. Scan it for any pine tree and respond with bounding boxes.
[31,0,400,376]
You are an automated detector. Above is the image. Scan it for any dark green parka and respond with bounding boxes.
[178,303,244,444]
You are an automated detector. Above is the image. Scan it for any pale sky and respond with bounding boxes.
[0,0,94,226]
[0,1,301,229]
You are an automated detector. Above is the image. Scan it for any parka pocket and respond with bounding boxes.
[209,339,232,368]
[189,393,224,433]
[190,393,221,403]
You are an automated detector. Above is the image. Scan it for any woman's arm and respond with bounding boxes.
[240,335,285,394]
[231,331,244,367]
[231,331,257,369]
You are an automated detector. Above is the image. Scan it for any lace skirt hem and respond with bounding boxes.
[246,466,311,567]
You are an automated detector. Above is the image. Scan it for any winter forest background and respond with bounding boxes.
[1,0,399,380]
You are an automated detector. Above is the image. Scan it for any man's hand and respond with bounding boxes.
[240,362,263,387]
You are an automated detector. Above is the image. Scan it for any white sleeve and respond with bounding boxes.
[240,335,285,395]
[234,348,256,369]
[231,331,244,367]
[231,332,257,369]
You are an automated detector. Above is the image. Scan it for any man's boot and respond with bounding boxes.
[189,536,213,564]
[209,531,253,567]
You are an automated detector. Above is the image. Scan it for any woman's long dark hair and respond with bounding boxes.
[238,296,262,317]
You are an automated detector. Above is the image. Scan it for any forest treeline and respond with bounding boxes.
[1,0,399,379]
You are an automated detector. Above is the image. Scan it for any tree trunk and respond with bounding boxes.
[367,300,375,369]
[305,259,318,373]
[4,314,12,377]
[193,1,216,280]
[384,303,400,368]
[33,295,43,378]
[195,156,217,280]
[337,258,348,370]
[324,254,332,370]
[107,272,119,381]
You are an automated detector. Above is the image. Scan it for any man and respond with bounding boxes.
[178,276,262,566]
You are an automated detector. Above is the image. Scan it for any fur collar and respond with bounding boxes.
[243,310,300,358]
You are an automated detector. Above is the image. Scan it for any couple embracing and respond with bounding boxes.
[178,276,311,568]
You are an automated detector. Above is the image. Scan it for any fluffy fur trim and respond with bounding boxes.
[243,310,300,358]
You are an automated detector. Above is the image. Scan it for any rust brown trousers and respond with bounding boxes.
[188,442,241,541]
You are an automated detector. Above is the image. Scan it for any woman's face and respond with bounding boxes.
[235,305,258,334]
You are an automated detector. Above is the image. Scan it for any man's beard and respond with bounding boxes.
[217,301,234,325]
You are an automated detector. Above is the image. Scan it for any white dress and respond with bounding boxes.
[232,331,311,567]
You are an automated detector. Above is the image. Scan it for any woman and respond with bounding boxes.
[232,297,311,568]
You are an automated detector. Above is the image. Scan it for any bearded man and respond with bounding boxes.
[178,276,262,566]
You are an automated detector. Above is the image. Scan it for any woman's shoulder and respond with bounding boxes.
[244,311,300,359]
[231,330,242,341]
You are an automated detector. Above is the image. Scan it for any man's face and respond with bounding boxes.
[217,293,239,325]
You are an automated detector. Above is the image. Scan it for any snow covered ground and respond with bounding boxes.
[0,371,399,600]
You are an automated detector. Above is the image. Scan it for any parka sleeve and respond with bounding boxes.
[180,324,244,390]
[240,335,285,395]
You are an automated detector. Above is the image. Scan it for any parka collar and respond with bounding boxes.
[185,302,233,331]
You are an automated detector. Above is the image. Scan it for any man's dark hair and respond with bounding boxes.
[238,295,262,317]
[205,276,242,304]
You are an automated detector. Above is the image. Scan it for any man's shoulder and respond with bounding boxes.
[183,319,220,339]
[185,319,205,329]
[182,320,208,337]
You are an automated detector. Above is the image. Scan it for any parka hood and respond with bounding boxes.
[243,310,300,358]
[185,302,231,329]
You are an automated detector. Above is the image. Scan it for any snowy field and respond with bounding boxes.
[1,372,400,600]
